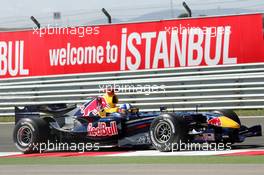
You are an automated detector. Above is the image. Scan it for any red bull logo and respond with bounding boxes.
[87,121,118,136]
[208,118,221,126]
[80,97,108,116]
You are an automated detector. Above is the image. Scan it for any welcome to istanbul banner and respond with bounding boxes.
[0,13,263,78]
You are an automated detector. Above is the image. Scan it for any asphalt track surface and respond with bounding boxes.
[1,117,263,152]
[0,164,264,175]
[0,117,263,175]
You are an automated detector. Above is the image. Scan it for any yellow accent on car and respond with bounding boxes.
[218,116,240,129]
[104,107,119,113]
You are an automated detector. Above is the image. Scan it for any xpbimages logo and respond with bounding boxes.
[159,141,232,152]
[99,83,166,95]
[32,24,100,38]
[29,141,100,153]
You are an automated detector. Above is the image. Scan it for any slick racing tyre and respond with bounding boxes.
[150,113,188,152]
[13,118,49,154]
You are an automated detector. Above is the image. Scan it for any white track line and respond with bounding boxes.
[0,152,22,157]
[0,122,14,125]
[104,149,264,157]
[1,149,264,157]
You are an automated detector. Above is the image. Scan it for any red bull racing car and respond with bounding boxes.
[13,94,262,153]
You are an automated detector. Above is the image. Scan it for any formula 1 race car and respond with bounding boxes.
[13,95,262,153]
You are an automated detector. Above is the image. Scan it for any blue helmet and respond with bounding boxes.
[119,103,132,112]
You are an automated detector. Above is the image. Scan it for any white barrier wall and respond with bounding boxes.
[1,62,264,116]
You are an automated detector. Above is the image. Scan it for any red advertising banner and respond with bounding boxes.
[0,13,263,78]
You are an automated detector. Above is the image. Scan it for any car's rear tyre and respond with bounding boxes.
[150,113,188,152]
[13,118,49,154]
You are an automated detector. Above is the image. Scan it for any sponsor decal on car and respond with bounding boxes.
[208,118,221,126]
[80,97,108,116]
[87,121,118,137]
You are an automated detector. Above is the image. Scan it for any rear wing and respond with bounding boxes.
[14,104,76,124]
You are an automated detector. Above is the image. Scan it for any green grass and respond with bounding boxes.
[0,116,14,122]
[0,156,263,164]
[234,109,264,116]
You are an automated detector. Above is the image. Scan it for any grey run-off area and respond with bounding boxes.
[0,164,264,175]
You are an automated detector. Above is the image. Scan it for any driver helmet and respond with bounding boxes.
[119,103,133,113]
